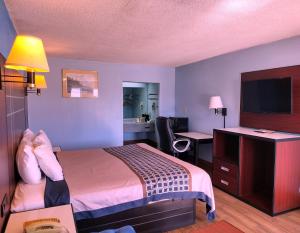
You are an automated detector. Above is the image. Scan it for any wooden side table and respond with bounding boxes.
[5,204,77,233]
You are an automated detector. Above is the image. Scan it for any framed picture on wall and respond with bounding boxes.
[62,69,99,98]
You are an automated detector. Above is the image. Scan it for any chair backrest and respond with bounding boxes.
[155,116,176,154]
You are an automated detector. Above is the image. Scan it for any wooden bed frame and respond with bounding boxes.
[0,53,197,233]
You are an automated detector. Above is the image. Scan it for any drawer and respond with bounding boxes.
[213,171,238,195]
[213,159,238,179]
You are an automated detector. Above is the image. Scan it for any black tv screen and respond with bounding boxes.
[242,77,292,114]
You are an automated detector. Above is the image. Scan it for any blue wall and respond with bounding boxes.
[175,35,300,161]
[28,57,175,149]
[0,0,16,57]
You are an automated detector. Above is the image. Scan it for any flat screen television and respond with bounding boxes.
[242,77,292,114]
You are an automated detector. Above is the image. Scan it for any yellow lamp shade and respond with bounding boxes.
[4,35,49,72]
[35,75,47,89]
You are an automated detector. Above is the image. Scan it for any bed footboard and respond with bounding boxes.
[76,199,196,233]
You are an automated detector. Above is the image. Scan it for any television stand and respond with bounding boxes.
[213,127,300,216]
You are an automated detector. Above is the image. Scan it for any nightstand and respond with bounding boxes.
[5,204,77,233]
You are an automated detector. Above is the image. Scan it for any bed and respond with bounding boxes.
[11,143,215,232]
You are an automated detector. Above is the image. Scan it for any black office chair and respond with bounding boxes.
[155,116,190,156]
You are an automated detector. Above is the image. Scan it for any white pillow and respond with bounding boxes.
[22,129,35,143]
[33,144,64,181]
[16,141,42,184]
[33,130,52,148]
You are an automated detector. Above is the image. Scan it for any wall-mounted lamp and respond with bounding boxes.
[0,35,49,95]
[209,96,227,128]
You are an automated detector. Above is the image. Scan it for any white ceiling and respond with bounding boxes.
[4,0,300,67]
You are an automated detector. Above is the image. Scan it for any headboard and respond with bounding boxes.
[0,53,27,232]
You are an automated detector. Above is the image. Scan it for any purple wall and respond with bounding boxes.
[0,0,16,57]
[175,35,300,161]
[28,57,175,149]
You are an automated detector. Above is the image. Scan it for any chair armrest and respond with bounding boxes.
[172,138,191,153]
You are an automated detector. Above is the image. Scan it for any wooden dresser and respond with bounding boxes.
[213,127,300,216]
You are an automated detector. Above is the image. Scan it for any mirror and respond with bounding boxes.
[123,82,159,121]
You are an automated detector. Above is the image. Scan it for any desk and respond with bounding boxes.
[175,132,213,165]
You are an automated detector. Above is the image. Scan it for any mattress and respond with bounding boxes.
[11,143,215,220]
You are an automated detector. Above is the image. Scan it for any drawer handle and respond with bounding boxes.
[145,126,150,129]
[220,179,229,186]
[220,166,230,172]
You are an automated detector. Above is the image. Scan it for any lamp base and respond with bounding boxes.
[221,108,227,128]
[27,71,35,88]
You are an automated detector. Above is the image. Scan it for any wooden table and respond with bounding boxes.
[5,204,77,233]
[175,132,213,165]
